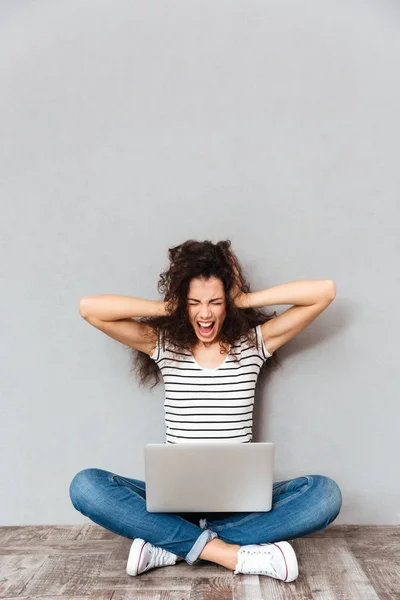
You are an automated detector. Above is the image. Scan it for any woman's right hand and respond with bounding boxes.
[164,297,178,316]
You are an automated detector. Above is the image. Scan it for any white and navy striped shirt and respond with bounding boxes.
[150,324,272,444]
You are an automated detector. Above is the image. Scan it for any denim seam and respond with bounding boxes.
[272,475,313,509]
[111,474,146,494]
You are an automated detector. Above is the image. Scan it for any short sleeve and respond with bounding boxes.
[150,328,161,362]
[255,324,273,361]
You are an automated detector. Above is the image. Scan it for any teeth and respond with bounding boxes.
[199,322,213,326]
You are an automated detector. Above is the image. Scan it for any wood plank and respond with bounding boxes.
[1,525,399,599]
[0,527,21,544]
[232,576,264,600]
[21,553,110,597]
[345,526,400,600]
[298,536,380,599]
[302,525,395,539]
[112,592,162,600]
[189,575,233,600]
[0,540,119,556]
[160,592,191,600]
[0,553,49,597]
[0,525,84,543]
[109,592,191,600]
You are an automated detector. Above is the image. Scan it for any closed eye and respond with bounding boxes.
[188,302,222,305]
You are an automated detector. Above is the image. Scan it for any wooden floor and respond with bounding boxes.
[0,525,399,600]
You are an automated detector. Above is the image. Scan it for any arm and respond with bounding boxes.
[78,295,169,355]
[237,280,336,354]
[79,294,168,321]
[242,279,336,309]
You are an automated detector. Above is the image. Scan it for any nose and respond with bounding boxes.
[198,311,213,319]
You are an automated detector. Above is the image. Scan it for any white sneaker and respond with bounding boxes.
[234,541,299,582]
[126,538,179,576]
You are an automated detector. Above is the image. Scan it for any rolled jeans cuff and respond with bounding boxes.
[185,528,218,566]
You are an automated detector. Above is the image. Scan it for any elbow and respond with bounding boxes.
[79,297,91,319]
[324,280,336,300]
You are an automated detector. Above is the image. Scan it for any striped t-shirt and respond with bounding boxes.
[150,324,272,444]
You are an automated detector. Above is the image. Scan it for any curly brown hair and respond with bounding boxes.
[128,239,280,389]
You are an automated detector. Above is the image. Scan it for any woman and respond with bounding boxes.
[69,239,342,582]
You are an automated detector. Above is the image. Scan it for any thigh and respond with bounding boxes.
[69,468,210,529]
[173,478,303,530]
[69,468,212,560]
[69,468,147,502]
[202,476,309,529]
[204,474,342,545]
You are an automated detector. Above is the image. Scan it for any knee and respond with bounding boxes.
[310,474,343,523]
[69,468,102,512]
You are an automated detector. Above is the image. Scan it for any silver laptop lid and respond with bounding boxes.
[144,442,274,512]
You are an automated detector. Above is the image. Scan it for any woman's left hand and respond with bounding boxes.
[229,259,249,308]
[233,291,249,309]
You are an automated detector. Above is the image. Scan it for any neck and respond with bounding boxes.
[194,337,229,352]
[194,340,217,350]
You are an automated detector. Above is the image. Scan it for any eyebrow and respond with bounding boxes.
[188,297,224,302]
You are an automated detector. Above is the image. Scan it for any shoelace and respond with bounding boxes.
[238,547,279,576]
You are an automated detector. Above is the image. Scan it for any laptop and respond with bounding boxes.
[144,442,275,512]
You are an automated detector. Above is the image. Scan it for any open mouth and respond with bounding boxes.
[197,322,215,336]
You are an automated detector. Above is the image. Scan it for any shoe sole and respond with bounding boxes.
[126,538,147,576]
[258,541,299,582]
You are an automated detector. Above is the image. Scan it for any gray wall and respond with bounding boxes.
[1,0,399,526]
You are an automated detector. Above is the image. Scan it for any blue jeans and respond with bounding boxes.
[69,468,342,566]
